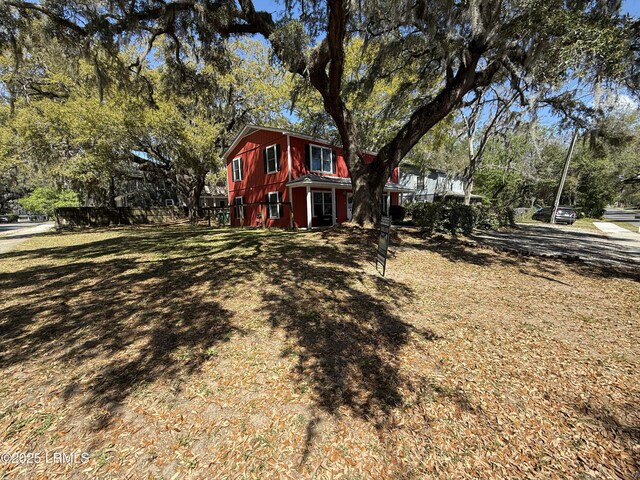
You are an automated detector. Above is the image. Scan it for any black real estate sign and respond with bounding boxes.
[376,215,391,276]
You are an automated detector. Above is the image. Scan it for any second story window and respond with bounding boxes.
[264,144,281,174]
[232,157,243,182]
[306,144,336,174]
[416,175,425,190]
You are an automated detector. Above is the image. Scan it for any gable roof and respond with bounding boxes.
[222,125,377,160]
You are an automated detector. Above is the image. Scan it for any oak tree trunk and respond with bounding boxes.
[108,176,116,208]
[177,173,205,223]
[350,165,386,227]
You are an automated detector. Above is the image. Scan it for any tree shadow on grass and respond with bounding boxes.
[574,402,640,476]
[0,226,436,435]
[262,227,439,428]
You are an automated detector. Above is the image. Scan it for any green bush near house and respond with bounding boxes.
[407,202,441,235]
[407,202,515,235]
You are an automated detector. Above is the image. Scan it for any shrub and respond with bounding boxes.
[389,205,406,222]
[472,204,515,230]
[491,206,515,228]
[407,202,440,235]
[473,205,500,230]
[447,204,475,235]
[408,202,515,235]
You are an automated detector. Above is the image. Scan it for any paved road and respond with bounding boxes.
[0,223,41,235]
[472,223,640,267]
[603,208,640,229]
[0,223,55,254]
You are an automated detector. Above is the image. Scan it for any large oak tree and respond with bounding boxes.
[2,0,634,225]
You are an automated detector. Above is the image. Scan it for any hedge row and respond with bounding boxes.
[406,202,516,235]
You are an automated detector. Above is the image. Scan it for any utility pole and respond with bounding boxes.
[551,130,579,224]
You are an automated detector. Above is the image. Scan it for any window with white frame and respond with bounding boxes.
[234,196,244,220]
[312,191,333,218]
[309,145,334,173]
[265,144,279,174]
[232,157,243,181]
[267,191,281,219]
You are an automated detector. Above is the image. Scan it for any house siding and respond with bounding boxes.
[227,129,291,227]
[398,170,469,204]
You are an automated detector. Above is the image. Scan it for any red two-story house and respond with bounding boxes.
[223,125,413,228]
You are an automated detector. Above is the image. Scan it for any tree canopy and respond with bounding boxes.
[0,17,291,216]
[1,0,637,223]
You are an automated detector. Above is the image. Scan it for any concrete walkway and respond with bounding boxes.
[0,222,55,254]
[593,221,635,234]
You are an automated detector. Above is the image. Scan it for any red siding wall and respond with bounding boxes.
[227,129,291,227]
[291,186,307,228]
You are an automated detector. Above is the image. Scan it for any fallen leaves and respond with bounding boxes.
[0,226,637,479]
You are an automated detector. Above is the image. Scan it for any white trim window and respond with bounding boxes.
[264,144,280,174]
[232,157,243,182]
[307,144,335,174]
[312,191,333,218]
[266,191,281,219]
[234,196,245,221]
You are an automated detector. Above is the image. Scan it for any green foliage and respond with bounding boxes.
[407,202,441,235]
[407,202,515,235]
[434,204,475,235]
[0,29,291,212]
[18,187,80,216]
[575,155,618,218]
[473,205,516,230]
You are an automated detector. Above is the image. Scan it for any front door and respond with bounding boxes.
[347,193,353,220]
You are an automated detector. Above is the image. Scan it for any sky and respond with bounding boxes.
[621,0,640,16]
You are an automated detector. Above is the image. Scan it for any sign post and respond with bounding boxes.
[376,215,391,276]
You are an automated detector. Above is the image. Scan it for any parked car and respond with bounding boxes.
[532,206,577,225]
[0,216,8,223]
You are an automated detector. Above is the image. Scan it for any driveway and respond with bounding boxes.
[0,222,56,254]
[471,223,640,266]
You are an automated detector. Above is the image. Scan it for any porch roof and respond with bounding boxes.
[437,191,483,200]
[286,174,415,193]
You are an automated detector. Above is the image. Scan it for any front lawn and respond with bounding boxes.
[519,216,604,232]
[0,226,638,479]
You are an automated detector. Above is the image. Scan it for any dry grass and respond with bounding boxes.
[0,225,638,479]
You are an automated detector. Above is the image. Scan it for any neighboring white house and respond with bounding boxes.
[200,184,228,208]
[398,166,482,204]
